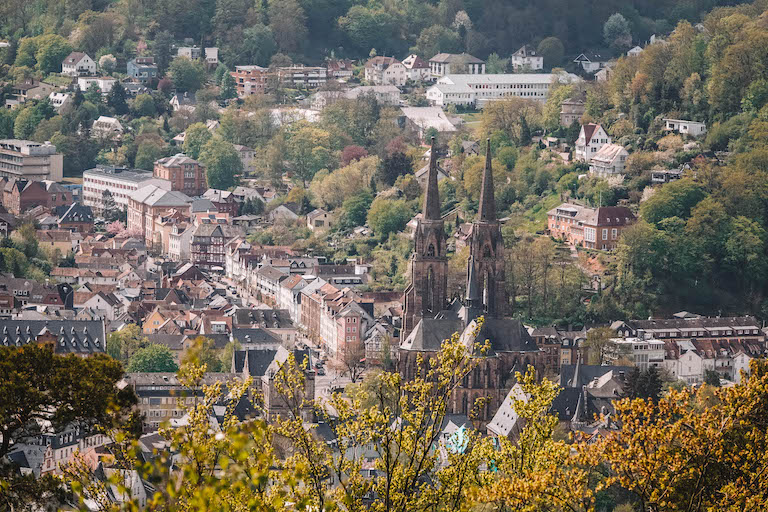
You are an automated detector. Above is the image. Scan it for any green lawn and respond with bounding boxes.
[457,112,482,125]
[513,193,562,234]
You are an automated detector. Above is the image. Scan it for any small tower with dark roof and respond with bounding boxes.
[402,138,448,341]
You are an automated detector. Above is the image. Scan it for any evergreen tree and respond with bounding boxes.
[219,72,237,100]
[72,86,85,108]
[107,81,128,115]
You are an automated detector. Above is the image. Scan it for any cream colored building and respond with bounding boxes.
[0,139,63,181]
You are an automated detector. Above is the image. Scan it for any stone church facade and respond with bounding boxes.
[398,139,540,424]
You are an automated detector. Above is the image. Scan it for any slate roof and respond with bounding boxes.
[232,328,283,346]
[0,319,106,354]
[58,203,93,224]
[130,185,191,207]
[233,308,294,329]
[234,348,278,377]
[558,364,633,388]
[430,52,484,64]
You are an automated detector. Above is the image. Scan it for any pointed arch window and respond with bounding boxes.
[427,243,436,257]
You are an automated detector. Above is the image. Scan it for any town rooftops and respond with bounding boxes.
[130,184,191,207]
[0,319,106,354]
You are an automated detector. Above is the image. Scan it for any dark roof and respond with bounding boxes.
[232,328,283,346]
[233,308,294,329]
[234,348,278,377]
[402,318,464,351]
[624,315,761,331]
[468,318,539,354]
[145,334,186,350]
[58,203,93,224]
[558,364,633,388]
[0,319,106,354]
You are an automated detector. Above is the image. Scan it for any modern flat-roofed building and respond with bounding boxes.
[231,65,269,97]
[83,166,171,213]
[0,139,63,181]
[426,73,580,107]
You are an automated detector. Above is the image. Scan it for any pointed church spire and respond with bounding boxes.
[423,137,441,221]
[570,351,582,388]
[478,138,496,222]
[465,256,480,305]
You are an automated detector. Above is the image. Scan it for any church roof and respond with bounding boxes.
[402,316,538,354]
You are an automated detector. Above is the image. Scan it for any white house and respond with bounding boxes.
[609,338,665,371]
[663,119,707,137]
[575,123,611,162]
[61,52,96,76]
[91,116,124,140]
[400,106,458,140]
[573,52,612,73]
[589,143,628,178]
[429,53,485,78]
[364,56,407,86]
[77,77,116,95]
[732,351,753,383]
[48,92,72,112]
[665,340,704,385]
[306,209,333,232]
[510,45,543,71]
[346,85,401,106]
[627,46,644,57]
[401,54,430,81]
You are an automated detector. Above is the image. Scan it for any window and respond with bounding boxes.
[611,228,618,239]
[602,229,608,240]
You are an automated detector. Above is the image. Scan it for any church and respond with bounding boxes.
[399,138,540,423]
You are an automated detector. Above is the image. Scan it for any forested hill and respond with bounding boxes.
[0,0,753,68]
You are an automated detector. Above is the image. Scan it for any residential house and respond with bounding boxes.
[269,202,300,223]
[177,47,218,67]
[573,52,612,73]
[589,143,628,177]
[663,119,707,137]
[169,93,196,112]
[345,85,401,106]
[91,116,124,140]
[126,57,158,83]
[608,337,665,371]
[611,315,765,345]
[364,56,407,86]
[153,154,207,197]
[4,80,57,108]
[127,184,192,246]
[61,52,96,76]
[43,180,73,209]
[10,424,109,477]
[202,189,238,216]
[0,139,63,181]
[38,230,81,254]
[230,65,269,97]
[253,266,288,305]
[429,53,485,78]
[233,145,256,174]
[414,162,449,187]
[278,275,311,323]
[277,66,328,88]
[2,178,48,214]
[627,46,644,57]
[326,58,354,79]
[77,77,116,95]
[560,96,586,127]
[574,123,611,162]
[58,203,94,233]
[401,54,430,81]
[76,291,124,321]
[547,203,636,251]
[651,169,683,184]
[48,92,72,112]
[510,45,543,70]
[306,209,333,232]
[190,222,227,271]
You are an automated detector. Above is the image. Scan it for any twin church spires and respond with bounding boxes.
[402,138,507,341]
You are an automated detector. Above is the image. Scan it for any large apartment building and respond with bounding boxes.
[231,65,269,97]
[83,166,170,213]
[127,184,192,246]
[0,139,63,182]
[153,154,207,197]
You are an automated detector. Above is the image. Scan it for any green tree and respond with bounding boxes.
[537,36,565,68]
[240,24,277,66]
[640,179,706,225]
[153,30,174,74]
[0,109,15,139]
[182,122,213,159]
[284,123,332,187]
[30,34,72,74]
[13,104,43,139]
[85,83,103,106]
[132,93,157,117]
[268,0,308,54]
[182,336,223,372]
[341,189,374,228]
[126,344,178,372]
[107,81,128,115]
[169,56,207,93]
[625,367,663,402]
[199,137,243,189]
[106,324,147,362]
[367,197,411,238]
[412,24,462,59]
[0,344,138,509]
[377,152,412,186]
[337,5,399,55]
[583,326,616,365]
[134,140,165,170]
[219,72,237,100]
[604,13,632,53]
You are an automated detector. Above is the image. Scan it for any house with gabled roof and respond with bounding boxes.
[575,123,611,162]
[62,52,96,76]
[510,45,543,70]
[401,54,430,81]
[589,143,629,177]
[573,51,612,73]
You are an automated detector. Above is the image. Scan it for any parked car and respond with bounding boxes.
[316,367,326,376]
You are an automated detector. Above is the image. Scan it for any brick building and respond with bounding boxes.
[127,184,192,247]
[153,154,206,197]
[547,203,636,251]
[230,65,269,97]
